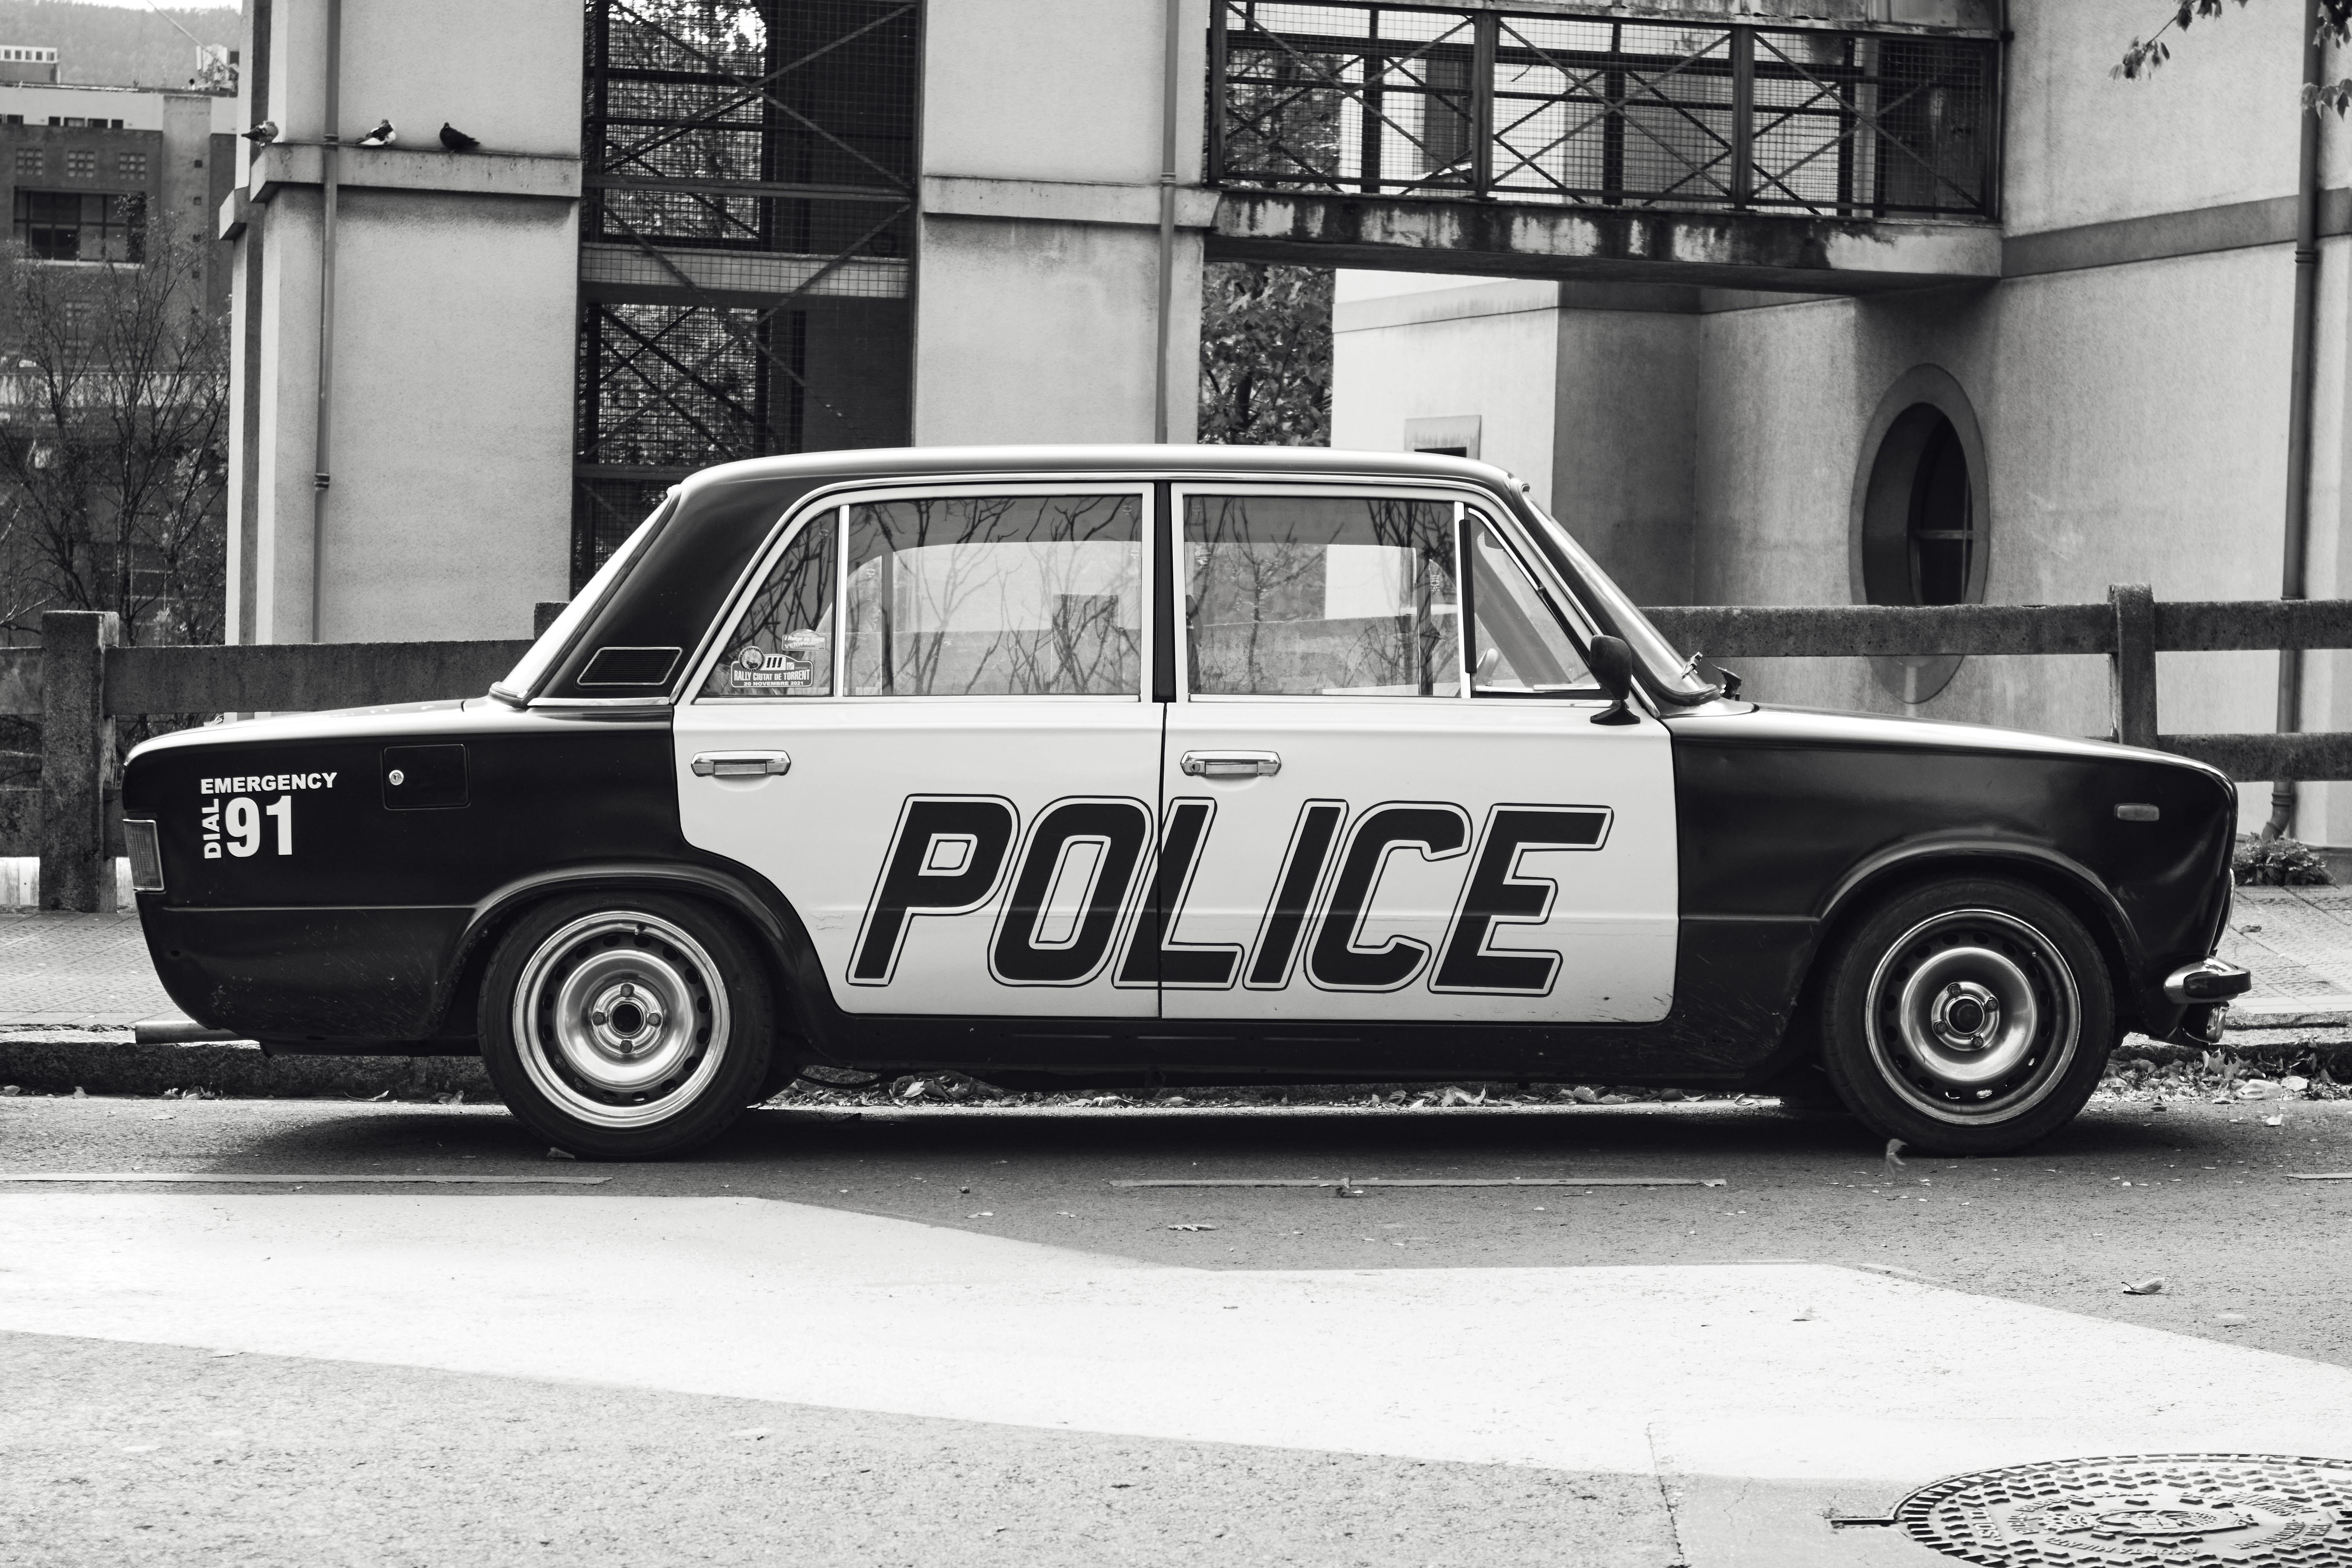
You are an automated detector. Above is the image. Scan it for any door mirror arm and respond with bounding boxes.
[1588,635,1640,726]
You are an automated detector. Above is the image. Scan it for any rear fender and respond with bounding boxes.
[438,862,840,1051]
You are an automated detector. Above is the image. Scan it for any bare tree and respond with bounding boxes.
[0,232,229,649]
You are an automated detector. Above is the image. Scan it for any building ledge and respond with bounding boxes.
[246,142,581,206]
[922,174,1218,231]
[1211,191,2002,296]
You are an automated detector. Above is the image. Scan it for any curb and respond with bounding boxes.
[3,1029,2346,1103]
[0,1033,490,1100]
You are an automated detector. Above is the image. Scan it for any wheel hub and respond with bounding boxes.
[1928,980,2000,1051]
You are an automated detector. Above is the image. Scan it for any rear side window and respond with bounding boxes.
[701,514,837,700]
[1185,494,1459,697]
[845,494,1142,697]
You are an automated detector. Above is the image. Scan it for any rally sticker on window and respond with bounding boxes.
[730,644,813,689]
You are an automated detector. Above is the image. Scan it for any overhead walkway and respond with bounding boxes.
[1204,0,2004,293]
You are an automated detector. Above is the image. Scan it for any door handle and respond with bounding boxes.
[1181,750,1281,779]
[691,751,791,778]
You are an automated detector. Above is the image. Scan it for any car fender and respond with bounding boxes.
[1816,833,2151,1019]
[442,860,842,1050]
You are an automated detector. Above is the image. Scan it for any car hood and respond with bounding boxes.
[1670,701,2230,779]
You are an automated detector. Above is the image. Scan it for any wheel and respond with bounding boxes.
[1815,875,2113,1156]
[478,893,775,1158]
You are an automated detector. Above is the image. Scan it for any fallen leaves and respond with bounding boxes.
[1884,1139,1908,1173]
[2121,1278,2165,1296]
[1167,1223,1217,1232]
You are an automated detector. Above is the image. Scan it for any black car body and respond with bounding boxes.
[121,447,2245,1155]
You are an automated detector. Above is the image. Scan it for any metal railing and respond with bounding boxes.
[1210,1,2001,220]
[7,588,2348,910]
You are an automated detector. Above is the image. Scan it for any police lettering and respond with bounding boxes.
[852,793,1613,996]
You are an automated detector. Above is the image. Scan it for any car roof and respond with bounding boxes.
[679,444,1527,497]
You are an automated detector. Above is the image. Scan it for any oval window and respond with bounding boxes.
[1907,415,1974,606]
[1855,388,1987,704]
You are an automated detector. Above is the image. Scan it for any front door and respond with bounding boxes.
[674,485,1162,1018]
[1152,486,1678,1027]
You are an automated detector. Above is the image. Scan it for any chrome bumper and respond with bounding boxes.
[2164,957,2252,1005]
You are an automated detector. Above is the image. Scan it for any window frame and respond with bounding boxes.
[1169,481,1602,704]
[685,479,1159,706]
[1460,503,1606,701]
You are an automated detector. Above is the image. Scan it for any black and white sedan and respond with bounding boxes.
[121,447,2248,1157]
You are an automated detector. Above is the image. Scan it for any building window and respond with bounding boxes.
[63,148,94,177]
[1854,369,1989,704]
[13,146,40,176]
[115,151,145,180]
[13,190,146,261]
[61,299,92,342]
[1861,405,1983,609]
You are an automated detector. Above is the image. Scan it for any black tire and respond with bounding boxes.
[1816,875,2113,1156]
[478,892,775,1159]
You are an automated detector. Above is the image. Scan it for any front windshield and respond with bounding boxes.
[491,497,676,704]
[1515,492,1718,707]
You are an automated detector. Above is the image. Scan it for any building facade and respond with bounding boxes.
[0,74,238,319]
[1330,2,2352,839]
[222,0,1211,648]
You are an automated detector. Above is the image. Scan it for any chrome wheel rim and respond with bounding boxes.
[1864,908,2080,1125]
[512,912,730,1131]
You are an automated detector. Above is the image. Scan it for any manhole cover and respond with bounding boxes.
[1895,1455,2352,1566]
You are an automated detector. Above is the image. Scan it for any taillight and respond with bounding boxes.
[123,818,165,893]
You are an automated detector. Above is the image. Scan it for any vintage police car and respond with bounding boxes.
[120,446,2249,1158]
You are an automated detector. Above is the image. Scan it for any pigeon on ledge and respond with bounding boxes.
[439,122,480,153]
[356,119,396,147]
[240,119,278,145]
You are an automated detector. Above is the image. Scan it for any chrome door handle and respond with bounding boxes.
[691,751,791,778]
[1181,750,1281,779]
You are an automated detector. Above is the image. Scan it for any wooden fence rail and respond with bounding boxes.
[5,588,2350,908]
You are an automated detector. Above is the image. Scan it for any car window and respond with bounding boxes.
[845,494,1142,697]
[700,512,837,699]
[1185,494,1460,697]
[1466,512,1597,697]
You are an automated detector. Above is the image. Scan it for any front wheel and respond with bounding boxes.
[478,893,775,1159]
[1817,876,2113,1156]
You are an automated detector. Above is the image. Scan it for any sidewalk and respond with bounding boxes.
[0,891,2345,1100]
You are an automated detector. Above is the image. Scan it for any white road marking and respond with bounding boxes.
[0,1192,2344,1485]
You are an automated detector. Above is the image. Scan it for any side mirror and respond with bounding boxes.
[1588,635,1639,726]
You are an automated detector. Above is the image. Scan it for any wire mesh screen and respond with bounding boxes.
[576,0,920,584]
[1213,2,1997,220]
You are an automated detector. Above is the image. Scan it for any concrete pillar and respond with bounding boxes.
[38,611,119,914]
[222,0,580,645]
[913,0,1210,446]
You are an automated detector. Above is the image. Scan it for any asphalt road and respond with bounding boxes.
[2,1092,2348,1567]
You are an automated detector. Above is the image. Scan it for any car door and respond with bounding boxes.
[1153,485,1677,1026]
[673,483,1163,1018]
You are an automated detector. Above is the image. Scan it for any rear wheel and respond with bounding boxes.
[1817,876,2113,1156]
[478,893,774,1159]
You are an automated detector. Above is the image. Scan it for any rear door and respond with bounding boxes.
[1153,485,1678,1027]
[673,483,1163,1018]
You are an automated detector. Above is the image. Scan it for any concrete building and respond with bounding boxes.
[216,0,2339,833]
[1327,2,2352,838]
[0,72,238,319]
[221,0,1211,648]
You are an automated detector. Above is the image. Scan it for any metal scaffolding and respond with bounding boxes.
[1212,2,2000,221]
[575,0,920,583]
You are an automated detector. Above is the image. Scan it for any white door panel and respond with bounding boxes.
[676,701,1161,1016]
[1160,699,1677,1024]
